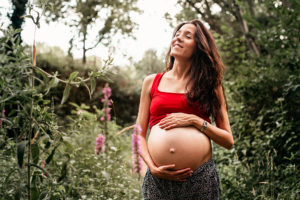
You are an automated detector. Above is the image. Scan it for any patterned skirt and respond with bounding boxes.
[142,158,220,200]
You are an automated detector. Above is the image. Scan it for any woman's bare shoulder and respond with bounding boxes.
[143,74,156,86]
[142,74,157,94]
[144,74,156,83]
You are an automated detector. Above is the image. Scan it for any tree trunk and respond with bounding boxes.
[247,0,255,16]
[10,0,28,33]
[82,33,87,64]
[232,0,260,56]
[6,0,28,55]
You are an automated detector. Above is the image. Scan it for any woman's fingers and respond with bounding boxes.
[159,113,194,129]
[176,171,193,181]
[171,167,192,175]
[181,170,193,179]
[159,123,174,130]
[159,164,176,171]
[157,165,193,181]
[171,171,193,181]
[159,118,176,129]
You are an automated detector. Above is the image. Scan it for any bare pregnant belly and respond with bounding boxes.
[148,124,212,171]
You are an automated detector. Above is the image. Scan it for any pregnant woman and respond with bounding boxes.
[137,19,234,200]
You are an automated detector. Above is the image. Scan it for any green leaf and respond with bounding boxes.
[68,71,79,82]
[91,77,96,95]
[82,82,91,99]
[44,140,51,150]
[35,67,48,81]
[31,187,40,200]
[31,143,39,165]
[45,77,59,95]
[62,137,74,151]
[40,191,47,199]
[61,84,71,105]
[17,141,27,168]
[57,162,68,182]
[31,171,39,186]
[46,146,57,164]
[14,189,21,200]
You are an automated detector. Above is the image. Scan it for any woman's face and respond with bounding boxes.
[170,23,196,61]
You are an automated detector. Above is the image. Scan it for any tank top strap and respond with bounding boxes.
[150,72,165,98]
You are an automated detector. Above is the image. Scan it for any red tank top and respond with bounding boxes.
[149,72,211,129]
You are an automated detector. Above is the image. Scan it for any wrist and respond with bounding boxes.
[147,161,157,171]
[200,120,208,132]
[190,114,199,126]
[149,165,158,174]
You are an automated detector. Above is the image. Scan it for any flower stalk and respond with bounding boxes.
[95,134,106,154]
[131,124,143,176]
[101,83,112,135]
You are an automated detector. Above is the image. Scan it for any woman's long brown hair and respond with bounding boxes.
[165,19,226,120]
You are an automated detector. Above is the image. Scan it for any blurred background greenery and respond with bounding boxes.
[0,0,299,199]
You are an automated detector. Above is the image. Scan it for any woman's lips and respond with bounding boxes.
[174,43,183,48]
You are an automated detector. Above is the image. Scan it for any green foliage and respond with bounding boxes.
[212,1,300,199]
[40,0,141,63]
[35,42,72,72]
[50,103,143,199]
[0,24,141,199]
[171,0,300,199]
[0,26,65,199]
[108,66,141,125]
[134,49,165,82]
[108,49,166,126]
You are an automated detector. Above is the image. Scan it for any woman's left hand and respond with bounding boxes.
[159,113,195,130]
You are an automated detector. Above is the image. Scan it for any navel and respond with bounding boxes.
[169,147,175,153]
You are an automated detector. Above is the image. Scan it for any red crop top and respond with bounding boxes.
[149,72,211,129]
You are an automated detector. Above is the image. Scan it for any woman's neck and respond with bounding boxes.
[169,59,192,80]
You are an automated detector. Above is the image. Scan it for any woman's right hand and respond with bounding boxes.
[150,164,193,181]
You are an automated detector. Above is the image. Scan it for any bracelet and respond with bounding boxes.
[200,120,208,132]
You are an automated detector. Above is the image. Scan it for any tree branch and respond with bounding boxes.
[232,0,260,56]
[185,0,224,34]
[86,35,105,51]
[186,0,204,16]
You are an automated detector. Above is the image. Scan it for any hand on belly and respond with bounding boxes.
[148,124,212,171]
[151,163,193,182]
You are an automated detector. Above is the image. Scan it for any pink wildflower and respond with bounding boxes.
[0,110,5,126]
[41,160,48,178]
[132,124,143,174]
[77,110,83,115]
[134,123,142,134]
[102,85,112,99]
[95,134,106,154]
[106,114,111,121]
[101,83,112,122]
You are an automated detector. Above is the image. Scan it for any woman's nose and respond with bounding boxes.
[176,35,182,42]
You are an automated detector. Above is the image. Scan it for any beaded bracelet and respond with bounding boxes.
[200,120,208,132]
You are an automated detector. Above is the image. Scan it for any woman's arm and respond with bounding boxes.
[159,85,234,150]
[136,74,157,170]
[192,85,234,149]
[137,74,193,181]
